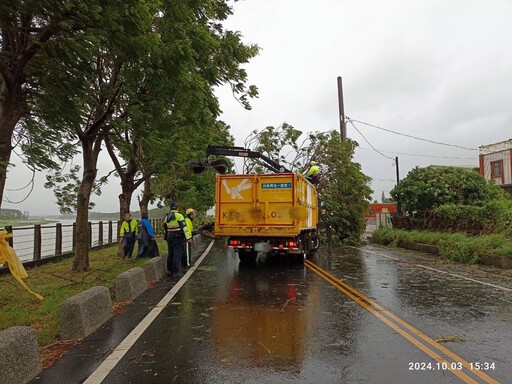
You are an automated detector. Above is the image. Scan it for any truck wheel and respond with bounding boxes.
[238,250,257,263]
[310,234,320,252]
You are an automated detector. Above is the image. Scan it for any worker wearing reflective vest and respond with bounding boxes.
[119,212,138,257]
[304,161,320,185]
[164,201,192,277]
[184,208,196,267]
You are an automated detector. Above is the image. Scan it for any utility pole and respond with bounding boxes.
[395,156,400,184]
[395,156,401,215]
[337,76,346,140]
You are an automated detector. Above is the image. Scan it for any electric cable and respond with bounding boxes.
[347,117,478,151]
[347,120,395,161]
[357,147,476,160]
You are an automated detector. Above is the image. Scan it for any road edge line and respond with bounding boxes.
[350,246,512,293]
[83,240,215,384]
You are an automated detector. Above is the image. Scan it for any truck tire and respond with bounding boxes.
[310,233,320,252]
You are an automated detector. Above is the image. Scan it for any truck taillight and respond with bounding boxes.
[286,241,297,247]
[288,284,297,299]
[229,240,240,246]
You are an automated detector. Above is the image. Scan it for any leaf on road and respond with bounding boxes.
[435,334,465,343]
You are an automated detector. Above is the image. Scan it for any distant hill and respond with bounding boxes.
[58,207,170,221]
[0,208,27,220]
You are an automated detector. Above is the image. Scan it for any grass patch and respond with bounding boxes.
[0,240,167,347]
[372,227,512,265]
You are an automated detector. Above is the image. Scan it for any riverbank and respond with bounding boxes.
[0,218,58,227]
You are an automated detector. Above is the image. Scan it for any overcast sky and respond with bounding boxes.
[4,0,512,215]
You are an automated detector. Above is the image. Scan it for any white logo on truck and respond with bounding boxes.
[223,179,251,199]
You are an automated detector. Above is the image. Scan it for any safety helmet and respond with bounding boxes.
[310,161,317,165]
[186,208,195,216]
[170,201,178,209]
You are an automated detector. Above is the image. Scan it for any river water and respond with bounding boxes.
[8,219,120,262]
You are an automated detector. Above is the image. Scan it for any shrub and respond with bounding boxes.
[372,227,512,264]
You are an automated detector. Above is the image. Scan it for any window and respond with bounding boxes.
[491,160,503,178]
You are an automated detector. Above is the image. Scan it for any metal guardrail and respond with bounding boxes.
[2,219,165,263]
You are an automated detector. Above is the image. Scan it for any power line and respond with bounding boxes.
[347,117,479,151]
[371,178,396,182]
[347,120,395,161]
[357,147,476,160]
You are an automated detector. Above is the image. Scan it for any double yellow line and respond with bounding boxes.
[304,259,501,384]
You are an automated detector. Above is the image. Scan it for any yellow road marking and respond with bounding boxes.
[305,259,501,384]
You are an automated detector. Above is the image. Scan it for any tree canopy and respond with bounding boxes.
[390,166,509,214]
[2,0,259,270]
[241,124,372,244]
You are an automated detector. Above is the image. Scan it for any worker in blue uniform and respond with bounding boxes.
[164,201,192,277]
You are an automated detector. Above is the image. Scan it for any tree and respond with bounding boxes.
[390,166,509,216]
[381,191,394,203]
[37,0,258,270]
[32,0,162,270]
[0,1,109,207]
[243,123,305,173]
[312,133,372,244]
[151,121,234,214]
[104,0,258,218]
[242,125,372,244]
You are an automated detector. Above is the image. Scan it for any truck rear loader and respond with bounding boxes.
[215,172,318,263]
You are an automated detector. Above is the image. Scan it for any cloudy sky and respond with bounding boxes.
[4,0,512,215]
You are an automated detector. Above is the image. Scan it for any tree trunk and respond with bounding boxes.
[139,177,153,213]
[72,140,99,271]
[118,187,134,218]
[0,79,22,209]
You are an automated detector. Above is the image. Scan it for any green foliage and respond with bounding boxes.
[44,165,100,214]
[372,227,512,264]
[390,166,508,214]
[244,125,372,244]
[152,120,234,213]
[433,199,512,234]
[244,123,304,173]
[315,135,372,244]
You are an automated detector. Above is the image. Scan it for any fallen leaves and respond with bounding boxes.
[39,339,82,369]
[435,334,465,343]
[113,300,133,315]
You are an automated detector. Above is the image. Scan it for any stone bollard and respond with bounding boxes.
[60,286,113,340]
[0,326,41,384]
[115,267,147,302]
[143,257,165,281]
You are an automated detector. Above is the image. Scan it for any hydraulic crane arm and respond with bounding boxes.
[206,145,290,173]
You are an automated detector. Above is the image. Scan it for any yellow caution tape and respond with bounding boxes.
[0,230,44,301]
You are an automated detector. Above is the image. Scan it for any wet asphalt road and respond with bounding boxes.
[40,240,512,383]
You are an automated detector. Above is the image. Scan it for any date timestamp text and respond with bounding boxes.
[409,362,496,371]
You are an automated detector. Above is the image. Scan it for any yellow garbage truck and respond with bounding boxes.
[190,145,319,263]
